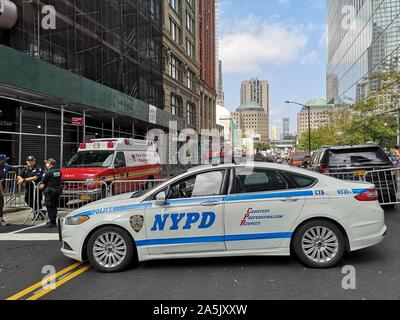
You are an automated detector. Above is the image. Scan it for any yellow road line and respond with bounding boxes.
[6,262,83,301]
[27,264,92,300]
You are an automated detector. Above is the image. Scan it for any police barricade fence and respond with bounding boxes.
[4,176,168,214]
[59,180,109,211]
[3,172,45,224]
[109,179,167,197]
[325,168,400,206]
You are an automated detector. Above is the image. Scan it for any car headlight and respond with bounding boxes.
[65,216,90,225]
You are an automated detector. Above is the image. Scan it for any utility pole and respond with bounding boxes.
[285,101,312,154]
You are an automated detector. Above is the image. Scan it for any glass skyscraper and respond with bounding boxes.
[327,0,400,104]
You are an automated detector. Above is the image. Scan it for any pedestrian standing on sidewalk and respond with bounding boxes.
[38,158,62,228]
[0,154,25,227]
[17,156,43,212]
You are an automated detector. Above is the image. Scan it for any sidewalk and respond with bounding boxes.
[4,208,71,226]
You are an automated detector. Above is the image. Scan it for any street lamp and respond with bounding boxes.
[285,100,312,154]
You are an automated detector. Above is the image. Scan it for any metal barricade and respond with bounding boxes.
[22,182,46,224]
[325,168,400,206]
[110,180,166,197]
[59,181,109,210]
[325,171,367,182]
[2,172,45,224]
[365,168,399,206]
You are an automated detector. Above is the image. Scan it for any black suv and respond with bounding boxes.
[309,144,397,205]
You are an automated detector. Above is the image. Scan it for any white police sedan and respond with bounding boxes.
[59,163,386,272]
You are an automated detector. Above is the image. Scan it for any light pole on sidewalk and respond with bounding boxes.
[285,101,312,154]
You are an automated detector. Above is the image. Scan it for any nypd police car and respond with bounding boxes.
[59,163,386,272]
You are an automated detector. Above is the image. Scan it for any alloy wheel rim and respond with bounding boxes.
[302,226,339,264]
[93,232,127,268]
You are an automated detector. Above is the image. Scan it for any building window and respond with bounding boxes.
[186,11,195,34]
[170,55,181,80]
[186,0,195,10]
[169,0,181,13]
[187,102,196,126]
[169,18,181,44]
[186,39,195,59]
[171,94,183,117]
[187,69,195,89]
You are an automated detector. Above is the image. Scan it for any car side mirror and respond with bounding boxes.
[154,191,166,207]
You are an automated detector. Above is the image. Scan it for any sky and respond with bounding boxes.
[218,0,327,136]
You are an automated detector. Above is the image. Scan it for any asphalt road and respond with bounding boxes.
[1,207,399,300]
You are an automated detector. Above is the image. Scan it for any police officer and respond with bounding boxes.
[39,158,62,228]
[17,156,43,212]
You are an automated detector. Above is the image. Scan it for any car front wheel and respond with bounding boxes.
[87,227,135,273]
[293,220,345,268]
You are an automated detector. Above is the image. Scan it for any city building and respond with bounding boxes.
[199,0,217,131]
[216,60,224,106]
[0,0,184,165]
[232,102,268,142]
[270,125,278,141]
[162,0,201,131]
[240,78,270,140]
[327,0,400,104]
[216,104,237,147]
[283,118,290,139]
[297,99,340,135]
[162,0,216,133]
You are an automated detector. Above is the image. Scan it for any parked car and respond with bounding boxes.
[309,144,397,207]
[60,163,386,272]
[288,152,311,167]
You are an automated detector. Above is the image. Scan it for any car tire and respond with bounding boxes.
[293,220,345,269]
[87,226,136,273]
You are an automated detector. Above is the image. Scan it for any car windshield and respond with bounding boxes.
[65,151,114,168]
[328,148,390,166]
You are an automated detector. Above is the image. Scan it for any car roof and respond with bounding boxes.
[186,162,314,175]
[318,144,381,151]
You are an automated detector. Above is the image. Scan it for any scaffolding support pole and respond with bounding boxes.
[18,106,22,164]
[60,106,64,165]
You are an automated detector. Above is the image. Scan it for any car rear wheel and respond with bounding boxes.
[87,227,135,273]
[293,220,345,268]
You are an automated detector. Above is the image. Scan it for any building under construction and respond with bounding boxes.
[0,0,184,165]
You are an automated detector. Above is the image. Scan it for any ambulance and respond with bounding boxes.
[60,139,162,206]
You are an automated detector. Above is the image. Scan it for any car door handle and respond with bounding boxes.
[280,199,300,202]
[201,201,220,207]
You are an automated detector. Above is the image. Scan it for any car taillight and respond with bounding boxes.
[320,166,330,174]
[355,188,378,202]
[80,143,86,149]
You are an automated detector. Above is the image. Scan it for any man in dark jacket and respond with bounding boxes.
[39,158,62,228]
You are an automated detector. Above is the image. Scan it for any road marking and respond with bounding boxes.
[10,223,46,234]
[6,262,84,300]
[27,264,92,300]
[0,233,59,241]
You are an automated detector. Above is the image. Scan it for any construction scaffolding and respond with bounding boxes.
[8,0,164,108]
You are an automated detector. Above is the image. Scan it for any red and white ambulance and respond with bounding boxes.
[61,138,162,206]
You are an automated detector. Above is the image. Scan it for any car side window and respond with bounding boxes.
[282,171,317,189]
[167,171,225,200]
[232,168,288,194]
[114,152,126,167]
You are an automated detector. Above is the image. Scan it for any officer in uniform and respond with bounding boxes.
[17,156,43,212]
[39,158,62,228]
